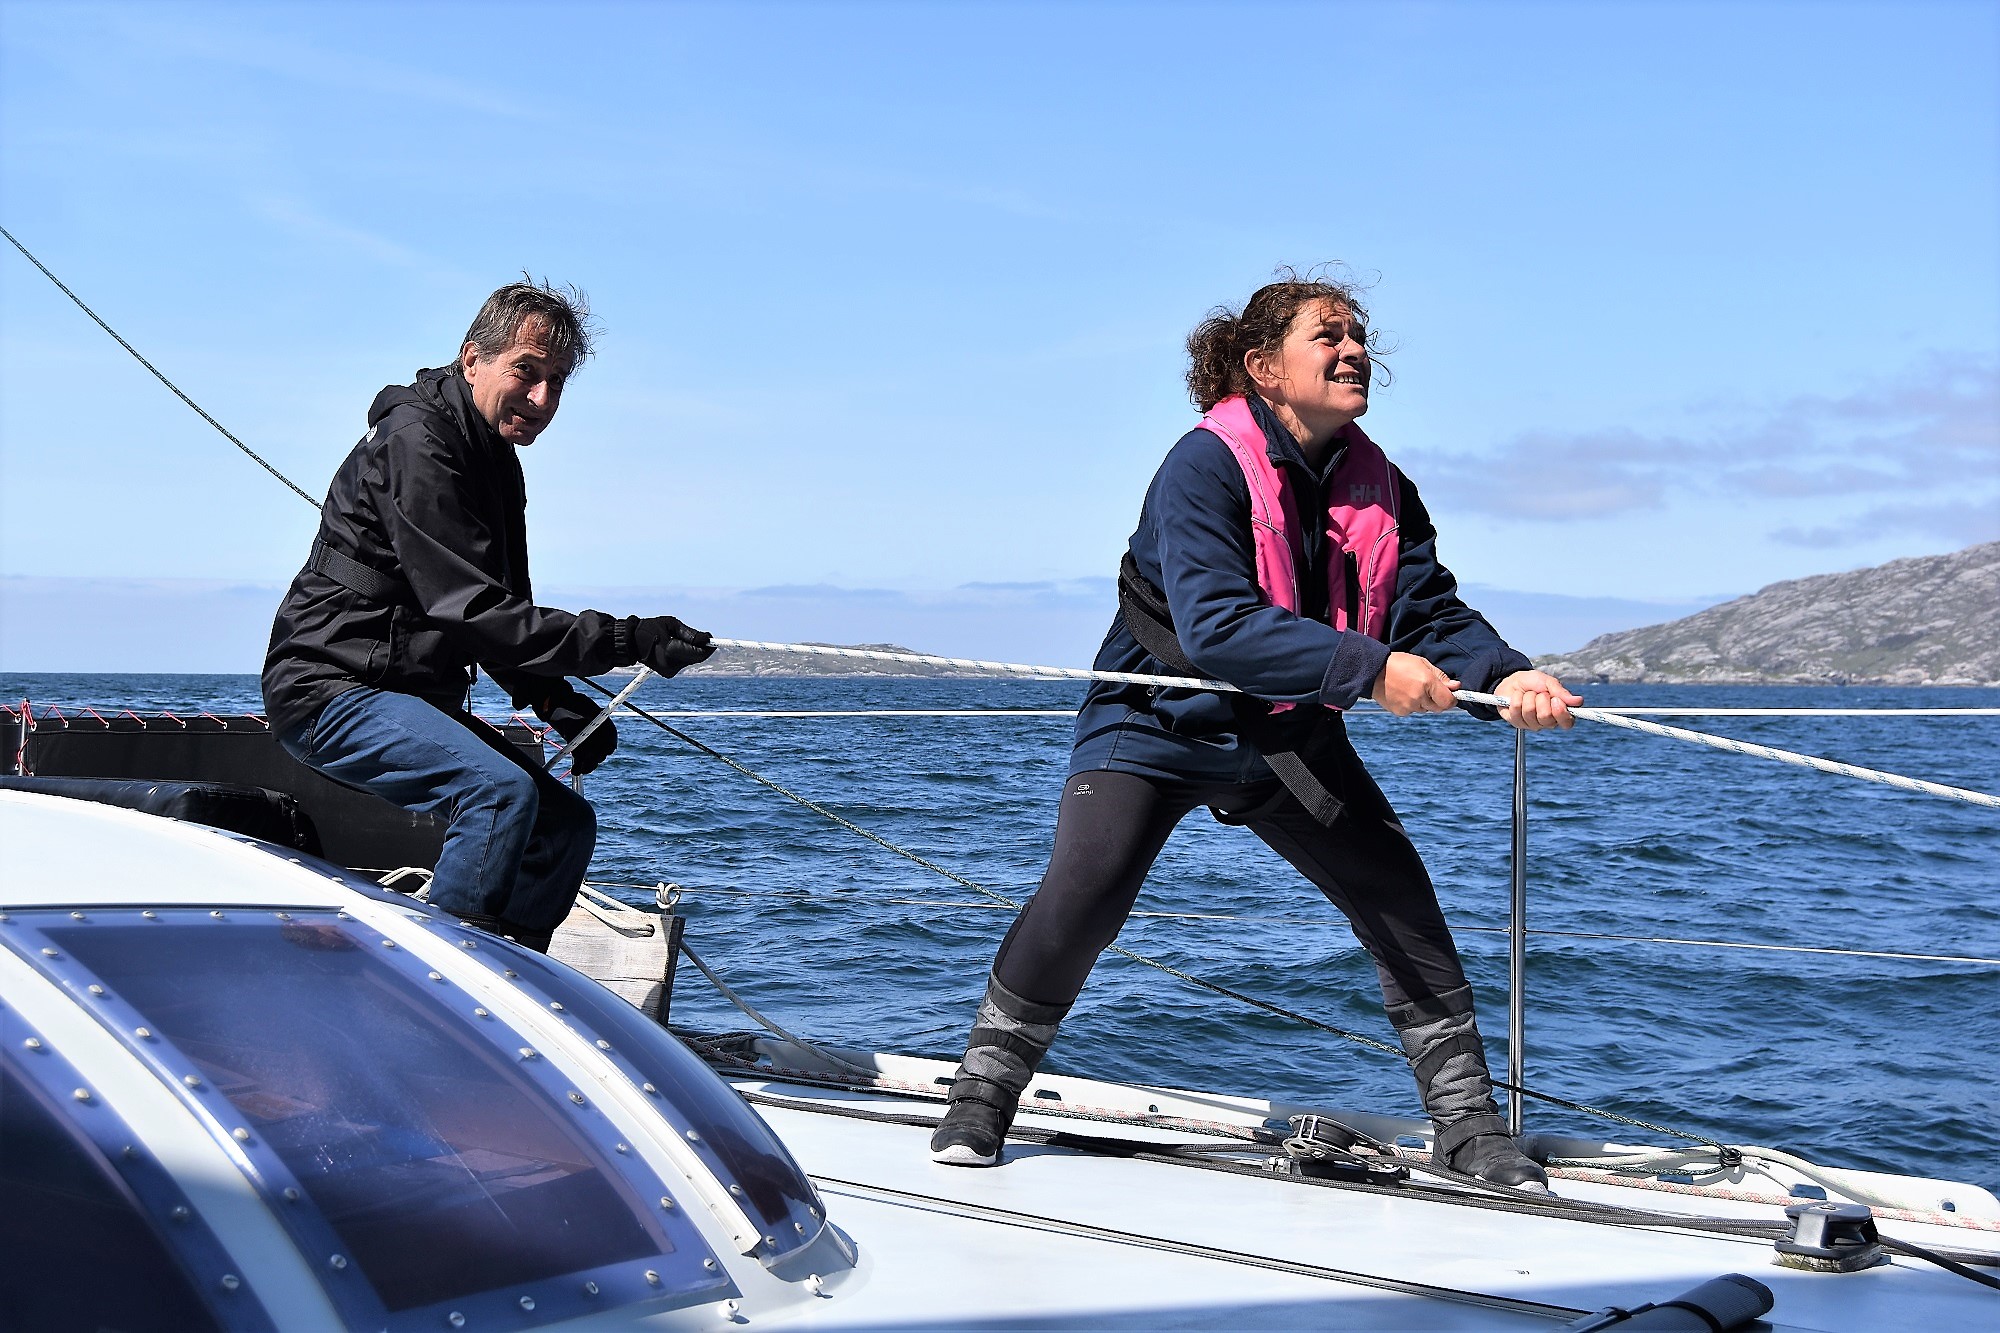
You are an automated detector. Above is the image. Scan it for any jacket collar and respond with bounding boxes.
[1247,392,1348,484]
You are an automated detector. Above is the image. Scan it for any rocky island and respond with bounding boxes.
[1536,541,1998,686]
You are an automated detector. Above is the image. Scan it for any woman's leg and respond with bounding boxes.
[1248,740,1547,1189]
[931,770,1196,1166]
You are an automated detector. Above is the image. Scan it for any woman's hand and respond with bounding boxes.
[1371,652,1460,715]
[1493,670,1582,731]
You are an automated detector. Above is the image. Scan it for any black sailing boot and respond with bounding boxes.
[1389,989,1549,1192]
[929,975,1070,1167]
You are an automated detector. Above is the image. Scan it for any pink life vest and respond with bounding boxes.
[1199,395,1401,708]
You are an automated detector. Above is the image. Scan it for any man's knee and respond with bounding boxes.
[463,758,542,824]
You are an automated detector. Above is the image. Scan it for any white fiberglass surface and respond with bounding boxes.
[0,791,346,909]
[744,1081,1994,1331]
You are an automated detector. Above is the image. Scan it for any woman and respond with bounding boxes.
[929,272,1581,1189]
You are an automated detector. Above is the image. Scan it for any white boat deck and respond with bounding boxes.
[736,1075,2000,1330]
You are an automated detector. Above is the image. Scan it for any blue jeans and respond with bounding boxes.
[277,687,596,930]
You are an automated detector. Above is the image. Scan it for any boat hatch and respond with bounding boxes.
[427,920,842,1275]
[0,908,735,1330]
[1,1034,269,1331]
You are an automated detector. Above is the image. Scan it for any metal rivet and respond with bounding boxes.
[232,1127,250,1142]
[686,1129,701,1142]
[808,1206,819,1219]
[220,1274,240,1292]
[518,1296,535,1311]
[460,939,477,949]
[73,1088,92,1103]
[763,1234,776,1247]
[503,970,517,979]
[135,1027,152,1039]
[171,1206,190,1221]
[380,939,397,949]
[568,1091,586,1106]
[473,1007,490,1018]
[22,1037,40,1051]
[211,910,225,919]
[283,1187,300,1202]
[123,1145,139,1159]
[729,1184,744,1197]
[596,1039,611,1050]
[87,984,105,997]
[337,912,351,920]
[652,1269,668,1284]
[70,910,86,920]
[519,1048,537,1061]
[614,1143,629,1154]
[723,1299,739,1317]
[275,912,291,920]
[141,910,157,920]
[583,1281,600,1296]
[794,1222,806,1234]
[698,1261,714,1274]
[329,1254,348,1271]
[448,1314,465,1329]
[660,1196,676,1210]
[642,1083,658,1095]
[183,1074,202,1088]
[548,1001,564,1011]
[807,1273,825,1296]
[40,947,57,957]
[427,971,443,982]
[0,912,9,922]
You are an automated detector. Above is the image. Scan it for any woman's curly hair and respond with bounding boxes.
[1185,265,1390,411]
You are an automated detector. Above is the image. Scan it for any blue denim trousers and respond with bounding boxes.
[277,687,596,930]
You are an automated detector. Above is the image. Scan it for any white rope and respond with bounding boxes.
[1455,690,2000,809]
[546,666,653,766]
[689,639,2000,808]
[707,637,1240,692]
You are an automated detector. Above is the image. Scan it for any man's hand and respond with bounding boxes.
[1371,652,1460,715]
[634,616,716,677]
[535,687,618,775]
[1493,670,1582,731]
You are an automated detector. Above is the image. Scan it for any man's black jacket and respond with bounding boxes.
[262,368,636,738]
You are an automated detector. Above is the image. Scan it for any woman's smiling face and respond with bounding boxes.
[1254,299,1371,431]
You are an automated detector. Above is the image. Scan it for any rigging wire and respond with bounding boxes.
[1,225,321,508]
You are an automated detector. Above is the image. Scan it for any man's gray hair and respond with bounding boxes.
[452,276,596,375]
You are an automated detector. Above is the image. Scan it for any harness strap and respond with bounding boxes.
[309,536,414,609]
[1115,554,1344,827]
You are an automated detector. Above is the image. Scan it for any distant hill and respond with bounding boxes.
[1537,542,1999,686]
[665,642,983,678]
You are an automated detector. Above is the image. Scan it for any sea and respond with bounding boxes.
[6,672,1997,1192]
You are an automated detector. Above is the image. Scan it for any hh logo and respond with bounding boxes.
[1071,782,1094,796]
[1348,483,1382,505]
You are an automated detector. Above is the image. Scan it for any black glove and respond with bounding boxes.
[534,685,618,776]
[630,615,716,677]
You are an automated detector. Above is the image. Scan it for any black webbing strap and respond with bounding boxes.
[1115,554,1344,826]
[309,536,414,609]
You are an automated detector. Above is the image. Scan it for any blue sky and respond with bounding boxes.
[1,1,1995,669]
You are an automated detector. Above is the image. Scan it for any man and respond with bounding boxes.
[262,279,714,950]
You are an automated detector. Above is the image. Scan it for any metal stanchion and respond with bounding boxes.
[1508,726,1527,1137]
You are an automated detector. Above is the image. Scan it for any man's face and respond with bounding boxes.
[461,319,569,445]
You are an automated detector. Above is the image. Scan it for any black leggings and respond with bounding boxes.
[991,746,1470,1015]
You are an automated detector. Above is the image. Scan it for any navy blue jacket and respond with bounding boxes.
[1071,395,1530,782]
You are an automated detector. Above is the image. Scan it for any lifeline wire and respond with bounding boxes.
[579,678,1748,1156]
[1,225,321,508]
